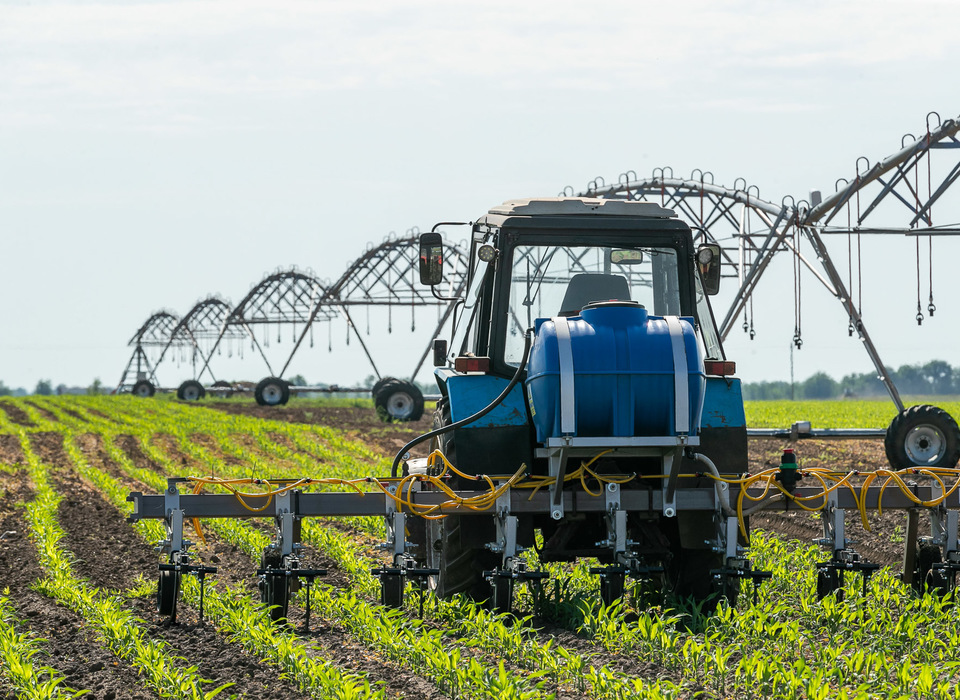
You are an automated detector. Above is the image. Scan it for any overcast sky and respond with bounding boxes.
[1,0,958,393]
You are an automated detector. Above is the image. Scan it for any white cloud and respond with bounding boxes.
[1,0,954,120]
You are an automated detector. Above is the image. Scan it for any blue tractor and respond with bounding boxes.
[403,197,757,609]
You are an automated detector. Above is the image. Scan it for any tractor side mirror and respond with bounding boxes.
[418,232,444,286]
[697,243,721,295]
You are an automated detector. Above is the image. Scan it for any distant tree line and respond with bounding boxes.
[743,360,959,401]
[0,378,106,397]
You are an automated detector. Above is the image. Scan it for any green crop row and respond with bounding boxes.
[57,397,682,699]
[20,395,960,698]
[50,418,390,700]
[14,428,234,700]
[744,399,960,429]
[0,591,87,700]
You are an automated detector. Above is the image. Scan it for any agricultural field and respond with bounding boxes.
[2,395,960,699]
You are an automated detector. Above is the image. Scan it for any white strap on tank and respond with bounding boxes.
[664,316,689,435]
[554,316,577,435]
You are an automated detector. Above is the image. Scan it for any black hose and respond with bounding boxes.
[391,329,534,478]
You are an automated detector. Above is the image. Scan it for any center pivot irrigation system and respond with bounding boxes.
[120,113,960,431]
[117,235,468,420]
[129,190,960,625]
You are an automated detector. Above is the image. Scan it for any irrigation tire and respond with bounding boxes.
[599,572,626,608]
[255,377,290,406]
[430,402,499,601]
[177,380,205,401]
[375,381,424,422]
[132,380,155,398]
[157,569,180,619]
[885,405,960,469]
[380,573,404,608]
[913,543,943,595]
[371,376,399,399]
[816,568,839,600]
[211,380,232,399]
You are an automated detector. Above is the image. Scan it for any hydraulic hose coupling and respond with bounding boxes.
[775,448,802,494]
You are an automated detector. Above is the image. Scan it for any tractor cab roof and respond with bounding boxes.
[479,197,677,229]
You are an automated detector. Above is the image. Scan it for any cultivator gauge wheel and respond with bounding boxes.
[380,573,404,608]
[913,543,944,596]
[157,568,181,620]
[260,573,291,621]
[816,567,839,601]
[491,576,514,615]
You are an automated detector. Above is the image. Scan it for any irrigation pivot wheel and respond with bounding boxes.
[177,380,205,401]
[885,405,960,469]
[375,380,424,422]
[371,376,399,398]
[132,380,156,398]
[254,377,290,406]
[211,380,232,399]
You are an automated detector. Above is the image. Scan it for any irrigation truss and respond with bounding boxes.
[118,236,468,392]
[574,111,960,410]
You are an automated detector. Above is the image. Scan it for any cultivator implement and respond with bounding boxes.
[127,196,960,623]
[128,448,960,622]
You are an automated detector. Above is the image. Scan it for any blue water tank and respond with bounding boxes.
[524,302,705,442]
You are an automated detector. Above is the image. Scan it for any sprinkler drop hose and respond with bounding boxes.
[391,329,534,478]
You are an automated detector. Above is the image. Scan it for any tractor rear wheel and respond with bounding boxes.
[913,543,943,595]
[885,405,960,469]
[255,377,289,406]
[429,402,498,601]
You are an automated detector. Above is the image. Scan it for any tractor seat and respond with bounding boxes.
[558,273,631,316]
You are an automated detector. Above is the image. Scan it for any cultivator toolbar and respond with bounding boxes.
[127,445,960,623]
